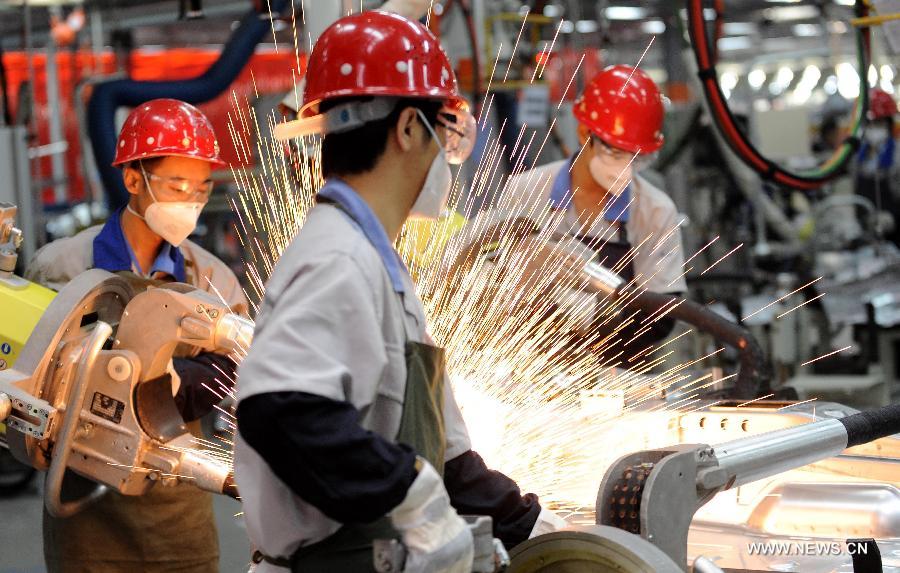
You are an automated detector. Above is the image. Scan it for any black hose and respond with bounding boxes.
[840,402,900,448]
[618,287,771,399]
[88,0,288,210]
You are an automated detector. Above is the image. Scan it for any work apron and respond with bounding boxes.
[252,201,449,572]
[43,271,219,573]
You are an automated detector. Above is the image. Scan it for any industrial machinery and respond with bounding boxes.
[0,204,252,517]
[506,401,900,573]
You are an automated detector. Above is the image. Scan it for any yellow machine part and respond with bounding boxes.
[402,211,469,271]
[0,276,55,435]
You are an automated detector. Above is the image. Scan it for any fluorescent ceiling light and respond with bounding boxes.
[723,22,756,35]
[721,71,739,91]
[834,0,854,5]
[641,19,666,35]
[749,68,767,90]
[718,36,753,52]
[604,6,647,20]
[543,4,562,18]
[792,23,820,37]
[575,20,598,33]
[560,20,575,33]
[763,6,819,21]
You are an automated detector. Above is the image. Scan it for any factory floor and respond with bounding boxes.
[0,476,251,573]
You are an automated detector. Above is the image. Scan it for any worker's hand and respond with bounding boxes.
[390,459,474,573]
[528,508,569,538]
[380,0,431,20]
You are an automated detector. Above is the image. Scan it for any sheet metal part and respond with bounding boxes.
[507,526,683,573]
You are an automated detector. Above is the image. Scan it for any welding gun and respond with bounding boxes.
[448,216,771,399]
[0,266,252,517]
[582,261,771,399]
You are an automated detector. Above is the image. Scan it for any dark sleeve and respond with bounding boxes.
[443,450,541,550]
[171,352,237,422]
[236,391,418,524]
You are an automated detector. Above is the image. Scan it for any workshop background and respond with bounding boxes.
[0,0,899,571]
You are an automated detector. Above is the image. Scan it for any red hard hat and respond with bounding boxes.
[573,65,665,154]
[299,10,462,118]
[112,98,225,166]
[869,88,898,121]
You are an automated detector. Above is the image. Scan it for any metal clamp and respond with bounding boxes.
[44,322,112,518]
[0,386,55,439]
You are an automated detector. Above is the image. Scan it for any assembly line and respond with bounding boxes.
[0,0,899,572]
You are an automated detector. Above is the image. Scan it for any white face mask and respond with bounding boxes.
[127,168,203,247]
[865,126,890,147]
[409,110,452,220]
[588,155,632,197]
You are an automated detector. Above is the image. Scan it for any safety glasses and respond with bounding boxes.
[140,164,214,201]
[437,101,476,165]
[591,136,656,170]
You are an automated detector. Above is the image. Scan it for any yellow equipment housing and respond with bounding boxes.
[0,276,56,372]
[0,275,56,436]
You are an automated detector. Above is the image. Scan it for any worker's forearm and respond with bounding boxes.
[443,449,542,549]
[172,352,236,422]
[236,391,418,524]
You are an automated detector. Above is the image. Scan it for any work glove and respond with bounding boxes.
[381,0,431,20]
[390,458,474,573]
[528,508,569,538]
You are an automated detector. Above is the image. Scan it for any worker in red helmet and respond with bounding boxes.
[26,98,247,573]
[457,65,687,360]
[855,88,899,244]
[235,11,565,573]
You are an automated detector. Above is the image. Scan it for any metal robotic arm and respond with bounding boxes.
[0,268,252,517]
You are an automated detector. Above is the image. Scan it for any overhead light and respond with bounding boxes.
[718,36,753,52]
[749,68,767,90]
[828,21,848,33]
[575,20,598,33]
[868,64,878,87]
[823,75,838,95]
[703,8,717,20]
[798,64,821,89]
[721,71,739,91]
[763,6,819,21]
[792,23,820,37]
[641,19,666,35]
[880,79,895,94]
[560,19,575,33]
[723,22,756,35]
[834,0,854,5]
[881,64,895,82]
[754,99,772,112]
[836,62,860,99]
[543,4,562,18]
[604,6,647,20]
